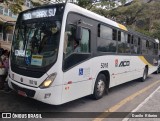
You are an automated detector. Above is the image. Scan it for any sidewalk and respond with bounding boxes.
[123,86,160,121]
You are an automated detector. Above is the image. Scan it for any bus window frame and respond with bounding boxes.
[97,23,118,54]
[63,23,91,71]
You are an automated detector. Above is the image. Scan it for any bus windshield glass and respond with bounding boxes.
[11,6,64,69]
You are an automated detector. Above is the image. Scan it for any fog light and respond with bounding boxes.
[44,93,51,99]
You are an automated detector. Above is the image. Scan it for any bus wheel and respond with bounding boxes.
[156,68,159,74]
[155,69,159,74]
[93,74,106,100]
[141,67,148,82]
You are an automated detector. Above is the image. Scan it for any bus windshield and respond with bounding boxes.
[11,19,61,69]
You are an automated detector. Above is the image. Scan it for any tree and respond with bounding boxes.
[152,23,160,41]
[106,0,146,25]
[2,0,118,14]
[77,0,93,10]
[1,0,45,14]
[120,0,126,5]
[2,0,24,14]
[105,0,160,40]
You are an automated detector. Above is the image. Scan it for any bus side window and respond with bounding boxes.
[97,24,116,52]
[142,39,147,54]
[152,42,155,55]
[146,40,149,48]
[146,40,149,54]
[134,36,138,54]
[130,35,135,54]
[131,36,138,54]
[154,43,158,55]
[148,41,154,55]
[63,24,91,70]
[64,25,90,57]
[71,28,90,53]
[155,43,158,55]
[126,34,131,53]
[80,28,90,53]
[64,24,76,57]
[137,37,141,54]
[118,31,127,53]
[112,29,117,41]
[118,31,121,42]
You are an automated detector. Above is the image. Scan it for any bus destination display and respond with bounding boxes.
[23,8,57,20]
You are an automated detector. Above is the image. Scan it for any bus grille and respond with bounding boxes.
[11,82,36,97]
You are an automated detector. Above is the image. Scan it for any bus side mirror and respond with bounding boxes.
[76,26,82,41]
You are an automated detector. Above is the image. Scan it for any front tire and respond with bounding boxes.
[156,66,160,74]
[141,67,148,82]
[93,74,106,100]
[156,69,159,74]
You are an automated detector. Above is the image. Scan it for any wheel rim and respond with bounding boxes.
[96,79,105,96]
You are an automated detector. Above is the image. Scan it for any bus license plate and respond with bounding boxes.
[18,90,27,97]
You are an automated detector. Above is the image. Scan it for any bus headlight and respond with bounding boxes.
[39,73,57,89]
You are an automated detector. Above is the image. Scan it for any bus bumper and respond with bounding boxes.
[8,77,62,105]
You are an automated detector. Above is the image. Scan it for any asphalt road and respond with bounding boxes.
[1,73,160,121]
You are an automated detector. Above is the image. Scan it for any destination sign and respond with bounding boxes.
[23,8,57,20]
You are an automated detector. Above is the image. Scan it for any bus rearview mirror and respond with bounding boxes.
[76,26,82,41]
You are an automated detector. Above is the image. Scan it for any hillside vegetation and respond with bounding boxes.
[1,0,160,40]
[91,0,160,40]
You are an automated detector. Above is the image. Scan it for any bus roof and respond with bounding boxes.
[19,3,156,43]
[65,3,128,31]
[65,3,156,43]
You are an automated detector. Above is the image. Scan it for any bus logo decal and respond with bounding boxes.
[119,61,130,67]
[115,60,130,67]
[115,59,118,67]
[79,68,83,76]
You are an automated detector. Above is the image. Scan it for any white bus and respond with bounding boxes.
[8,3,159,105]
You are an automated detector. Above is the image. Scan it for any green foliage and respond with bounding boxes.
[152,23,160,40]
[94,0,116,10]
[104,0,160,40]
[120,0,126,5]
[1,0,44,14]
[107,0,146,25]
[3,0,24,14]
[30,1,42,6]
[135,27,152,37]
[77,0,92,9]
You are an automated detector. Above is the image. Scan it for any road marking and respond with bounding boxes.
[122,85,160,121]
[93,80,160,121]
